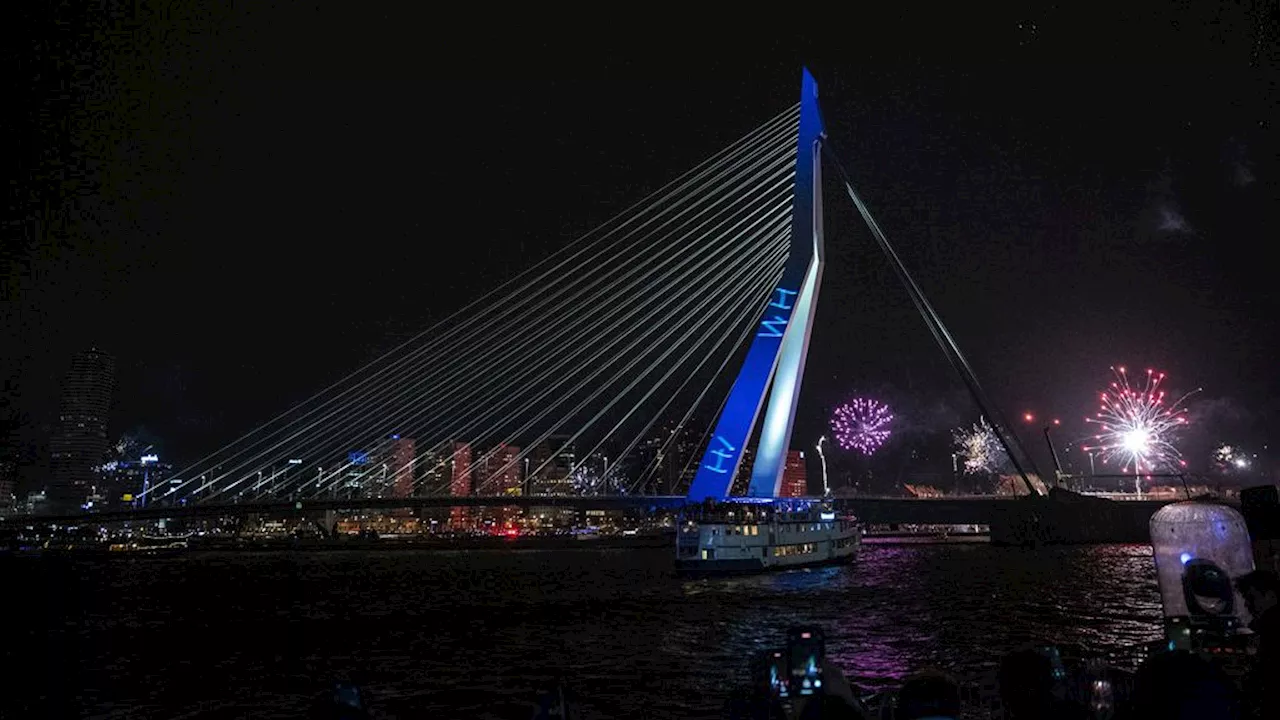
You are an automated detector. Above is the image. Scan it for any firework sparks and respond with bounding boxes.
[1083,366,1198,475]
[570,464,623,495]
[1213,444,1252,472]
[830,398,893,455]
[952,418,1009,475]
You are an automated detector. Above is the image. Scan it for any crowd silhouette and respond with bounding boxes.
[719,569,1276,719]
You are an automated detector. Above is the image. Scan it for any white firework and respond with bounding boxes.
[952,418,1009,475]
[570,465,624,495]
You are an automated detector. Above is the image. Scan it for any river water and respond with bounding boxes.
[8,543,1163,718]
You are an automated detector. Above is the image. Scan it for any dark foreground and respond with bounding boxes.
[5,543,1163,719]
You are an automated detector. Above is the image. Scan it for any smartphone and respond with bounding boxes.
[765,648,790,699]
[787,626,824,696]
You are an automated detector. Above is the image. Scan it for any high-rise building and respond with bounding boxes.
[448,441,472,497]
[448,441,472,526]
[341,449,374,499]
[95,454,172,509]
[49,348,115,512]
[0,458,15,516]
[779,450,808,497]
[0,440,16,516]
[479,443,522,496]
[529,435,574,495]
[388,436,416,498]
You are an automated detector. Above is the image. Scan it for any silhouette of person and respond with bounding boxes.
[895,668,961,720]
[1238,569,1278,719]
[997,648,1081,719]
[1127,649,1237,720]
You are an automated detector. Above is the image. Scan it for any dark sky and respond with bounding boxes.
[5,4,1278,482]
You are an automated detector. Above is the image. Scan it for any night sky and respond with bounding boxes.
[6,5,1278,485]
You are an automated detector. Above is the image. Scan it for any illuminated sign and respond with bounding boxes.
[348,451,370,465]
[122,493,135,502]
[757,288,798,338]
[820,512,835,521]
[140,454,158,464]
[703,436,736,474]
[288,458,303,465]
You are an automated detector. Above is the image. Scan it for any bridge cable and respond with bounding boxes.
[822,143,1043,495]
[158,108,799,502]
[145,105,799,501]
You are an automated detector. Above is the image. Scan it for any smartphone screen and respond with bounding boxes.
[766,649,789,699]
[787,627,824,696]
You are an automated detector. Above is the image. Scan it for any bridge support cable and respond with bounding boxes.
[607,284,778,495]
[142,107,796,499]
[172,108,803,507]
[138,105,772,500]
[408,222,790,496]
[823,145,1043,496]
[241,138,796,503]
[155,108,798,503]
[389,194,794,479]
[405,219,790,495]
[167,110,801,504]
[571,271,782,496]
[202,130,797,503]
[334,231,785,499]
[312,217,788,500]
[467,236,789,495]
[319,163,797,493]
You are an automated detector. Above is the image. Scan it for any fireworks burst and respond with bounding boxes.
[1083,366,1199,475]
[830,398,893,455]
[1213,444,1252,472]
[952,418,1009,475]
[570,464,623,495]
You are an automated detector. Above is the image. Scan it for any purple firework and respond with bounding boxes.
[831,398,893,455]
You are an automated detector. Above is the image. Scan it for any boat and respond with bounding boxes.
[676,499,860,574]
[988,487,1158,546]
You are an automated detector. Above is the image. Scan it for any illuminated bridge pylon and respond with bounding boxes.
[686,68,825,501]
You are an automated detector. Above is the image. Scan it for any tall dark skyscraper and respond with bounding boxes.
[529,435,574,495]
[49,348,115,512]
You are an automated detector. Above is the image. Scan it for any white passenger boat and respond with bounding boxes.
[676,499,860,574]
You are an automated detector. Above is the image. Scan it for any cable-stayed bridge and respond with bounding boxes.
[14,68,1082,529]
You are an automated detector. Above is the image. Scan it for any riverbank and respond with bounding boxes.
[4,531,678,556]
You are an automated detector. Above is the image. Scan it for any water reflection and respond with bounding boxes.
[10,543,1162,718]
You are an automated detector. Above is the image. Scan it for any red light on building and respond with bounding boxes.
[483,443,522,496]
[389,436,416,498]
[779,450,808,497]
[449,441,472,496]
[1023,412,1035,423]
[449,441,472,527]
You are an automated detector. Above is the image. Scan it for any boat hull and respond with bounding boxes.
[989,489,1165,546]
[676,547,857,576]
